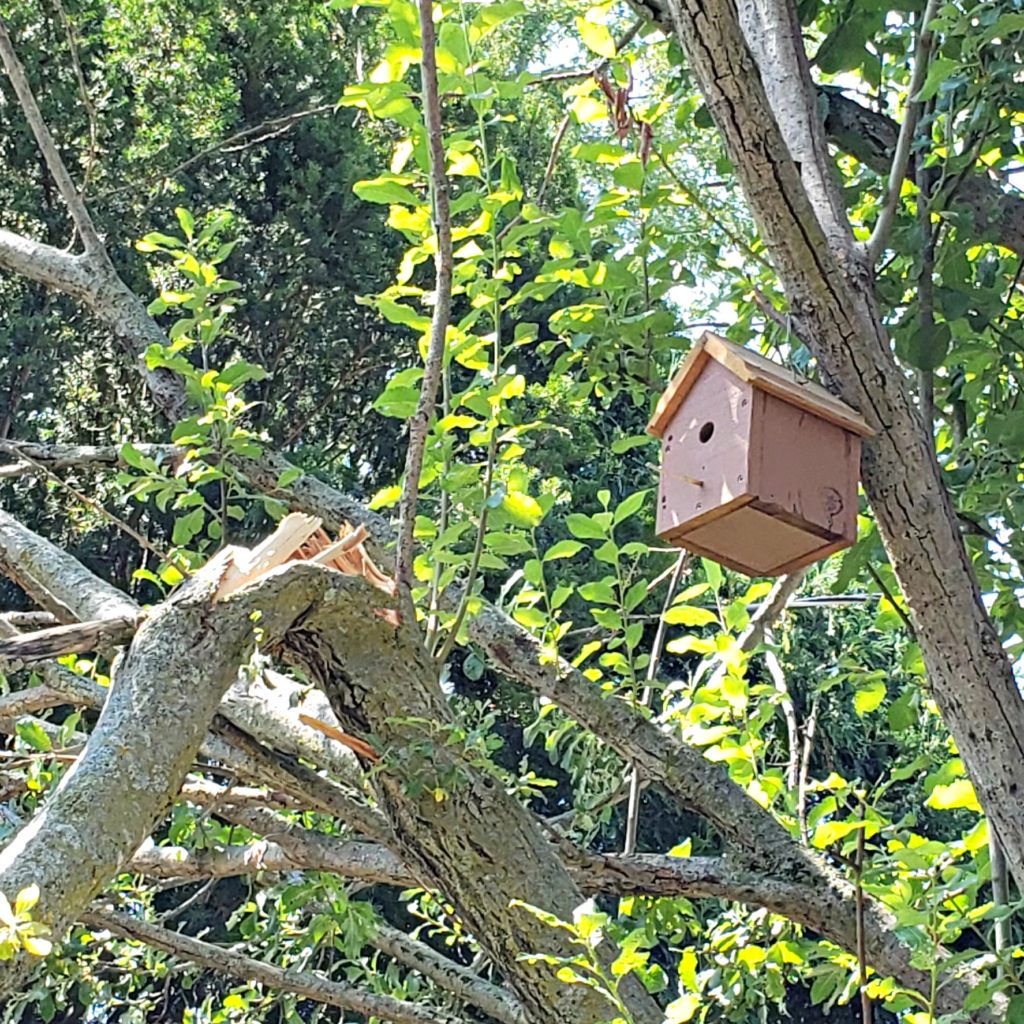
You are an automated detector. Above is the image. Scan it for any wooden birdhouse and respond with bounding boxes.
[648,333,873,577]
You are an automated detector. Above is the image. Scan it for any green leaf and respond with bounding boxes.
[502,492,544,528]
[14,885,39,916]
[276,467,303,488]
[575,16,616,58]
[702,558,723,591]
[353,175,420,205]
[544,540,585,561]
[926,778,981,812]
[120,442,158,474]
[485,532,533,555]
[613,489,649,525]
[663,605,718,626]
[369,485,402,510]
[853,678,887,715]
[895,321,951,371]
[373,385,421,419]
[578,580,617,604]
[916,57,961,102]
[565,514,606,540]
[610,434,653,454]
[175,207,195,239]
[16,719,52,752]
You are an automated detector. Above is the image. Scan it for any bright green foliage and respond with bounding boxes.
[2,0,1024,1021]
[0,886,52,961]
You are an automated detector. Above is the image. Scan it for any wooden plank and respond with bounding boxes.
[647,342,711,438]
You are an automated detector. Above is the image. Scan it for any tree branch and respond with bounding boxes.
[863,0,940,262]
[0,17,101,253]
[82,908,473,1024]
[395,0,454,611]
[369,923,526,1024]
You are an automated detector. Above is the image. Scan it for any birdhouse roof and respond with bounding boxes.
[647,332,874,439]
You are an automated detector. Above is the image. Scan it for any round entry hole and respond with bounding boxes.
[698,421,715,443]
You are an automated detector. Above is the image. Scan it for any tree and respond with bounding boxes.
[0,0,1021,1022]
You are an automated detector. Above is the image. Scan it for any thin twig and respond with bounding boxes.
[763,633,800,790]
[797,694,820,845]
[101,103,337,198]
[866,563,915,637]
[854,812,874,1024]
[0,17,102,254]
[864,0,940,263]
[50,0,100,196]
[654,147,775,273]
[395,0,454,619]
[624,552,688,855]
[497,19,643,244]
[915,105,937,435]
[989,828,1010,967]
[525,20,645,89]
[0,444,180,570]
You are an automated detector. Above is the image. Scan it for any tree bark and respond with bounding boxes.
[0,547,330,996]
[272,565,661,1024]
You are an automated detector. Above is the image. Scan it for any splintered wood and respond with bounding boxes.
[216,514,396,601]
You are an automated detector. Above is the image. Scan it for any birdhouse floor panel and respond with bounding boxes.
[680,506,822,576]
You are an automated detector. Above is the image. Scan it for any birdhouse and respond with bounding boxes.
[648,333,873,577]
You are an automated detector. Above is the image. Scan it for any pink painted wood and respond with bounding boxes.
[651,343,865,577]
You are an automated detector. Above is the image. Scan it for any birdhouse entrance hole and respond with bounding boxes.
[648,333,873,577]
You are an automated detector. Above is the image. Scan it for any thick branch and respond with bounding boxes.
[0,615,141,665]
[369,923,526,1024]
[0,529,340,996]
[0,508,140,623]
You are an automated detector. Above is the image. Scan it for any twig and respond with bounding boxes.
[763,635,800,790]
[49,0,100,196]
[525,20,644,89]
[915,108,937,435]
[83,908,472,1024]
[497,19,643,244]
[101,103,337,198]
[854,812,874,1024]
[434,433,496,665]
[0,444,180,570]
[866,563,915,637]
[395,0,454,617]
[624,552,688,854]
[0,17,102,254]
[864,0,940,263]
[797,694,820,845]
[654,147,775,273]
[989,828,1010,967]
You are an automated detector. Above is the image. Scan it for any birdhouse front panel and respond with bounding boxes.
[655,357,754,541]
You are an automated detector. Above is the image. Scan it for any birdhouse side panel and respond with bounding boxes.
[656,360,755,540]
[747,391,860,542]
